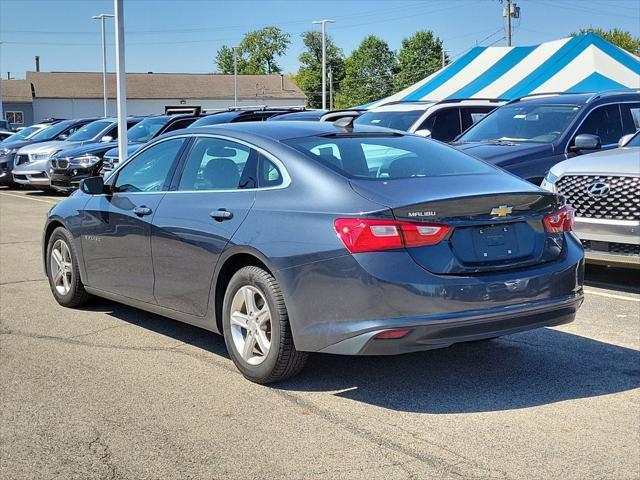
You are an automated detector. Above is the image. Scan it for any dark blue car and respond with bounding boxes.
[42,121,584,383]
[454,90,640,184]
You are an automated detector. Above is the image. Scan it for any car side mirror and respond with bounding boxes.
[414,129,432,138]
[571,133,601,152]
[618,133,635,147]
[80,176,107,195]
[57,133,68,141]
[100,135,113,143]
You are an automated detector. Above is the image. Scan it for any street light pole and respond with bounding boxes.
[114,0,127,164]
[232,46,240,107]
[92,13,114,117]
[312,19,335,110]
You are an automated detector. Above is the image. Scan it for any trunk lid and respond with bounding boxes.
[349,174,564,274]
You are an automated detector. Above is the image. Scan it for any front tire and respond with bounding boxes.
[46,227,92,307]
[222,266,308,384]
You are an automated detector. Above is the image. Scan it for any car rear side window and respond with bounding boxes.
[177,137,258,191]
[114,138,186,193]
[284,134,494,180]
[258,155,283,188]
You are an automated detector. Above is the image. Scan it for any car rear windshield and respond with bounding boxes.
[355,110,425,131]
[127,116,168,142]
[67,120,112,141]
[283,134,494,180]
[457,103,581,144]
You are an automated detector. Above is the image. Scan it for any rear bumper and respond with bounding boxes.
[279,234,584,353]
[574,217,640,267]
[319,294,581,355]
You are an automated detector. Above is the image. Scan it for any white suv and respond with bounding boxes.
[355,99,505,142]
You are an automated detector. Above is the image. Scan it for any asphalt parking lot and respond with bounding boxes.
[0,187,638,480]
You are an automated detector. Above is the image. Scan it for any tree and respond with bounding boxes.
[293,31,345,108]
[394,30,446,91]
[570,28,640,56]
[215,26,290,75]
[335,36,397,108]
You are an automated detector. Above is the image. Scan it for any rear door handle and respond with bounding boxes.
[210,209,233,221]
[133,206,153,217]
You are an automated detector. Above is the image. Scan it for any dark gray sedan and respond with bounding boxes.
[42,121,584,383]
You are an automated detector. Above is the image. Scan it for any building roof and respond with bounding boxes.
[25,71,306,101]
[1,79,33,103]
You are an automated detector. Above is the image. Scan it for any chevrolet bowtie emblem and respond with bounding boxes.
[491,205,513,217]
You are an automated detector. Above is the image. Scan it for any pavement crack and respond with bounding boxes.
[1,278,47,286]
[88,430,121,480]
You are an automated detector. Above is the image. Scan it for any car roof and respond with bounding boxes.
[509,90,639,106]
[171,120,397,141]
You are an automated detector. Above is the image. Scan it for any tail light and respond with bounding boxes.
[543,205,575,233]
[334,218,451,253]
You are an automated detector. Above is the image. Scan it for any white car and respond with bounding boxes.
[354,99,505,142]
[541,132,640,268]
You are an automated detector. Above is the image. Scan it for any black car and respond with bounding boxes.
[189,106,308,128]
[453,90,640,184]
[51,113,202,191]
[0,118,96,186]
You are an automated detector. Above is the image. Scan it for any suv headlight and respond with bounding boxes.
[69,155,101,167]
[541,169,560,192]
[0,147,16,156]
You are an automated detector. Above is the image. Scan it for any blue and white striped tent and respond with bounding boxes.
[366,33,640,109]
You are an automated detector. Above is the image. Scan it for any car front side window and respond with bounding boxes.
[177,137,258,191]
[113,138,186,193]
[574,104,624,146]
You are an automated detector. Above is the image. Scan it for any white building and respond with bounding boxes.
[2,71,307,124]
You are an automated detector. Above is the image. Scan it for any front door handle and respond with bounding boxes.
[133,206,153,217]
[210,209,233,221]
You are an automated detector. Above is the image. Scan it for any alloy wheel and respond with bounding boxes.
[50,239,73,296]
[229,285,272,365]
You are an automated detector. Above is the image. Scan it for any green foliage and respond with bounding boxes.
[293,31,345,108]
[215,26,291,75]
[335,35,397,108]
[571,28,640,56]
[394,30,446,91]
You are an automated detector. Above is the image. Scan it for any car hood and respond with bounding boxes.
[18,140,82,155]
[454,142,554,167]
[56,141,119,159]
[103,142,144,159]
[551,147,640,177]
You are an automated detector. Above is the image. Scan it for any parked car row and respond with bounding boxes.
[4,91,639,268]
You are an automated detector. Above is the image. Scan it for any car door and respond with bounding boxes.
[151,136,259,316]
[80,137,188,302]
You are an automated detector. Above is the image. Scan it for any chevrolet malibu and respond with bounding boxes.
[43,121,584,383]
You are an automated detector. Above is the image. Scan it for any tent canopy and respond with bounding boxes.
[366,33,640,109]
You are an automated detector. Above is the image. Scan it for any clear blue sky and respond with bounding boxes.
[1,0,639,79]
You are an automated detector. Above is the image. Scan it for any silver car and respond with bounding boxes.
[541,132,640,268]
[12,118,122,188]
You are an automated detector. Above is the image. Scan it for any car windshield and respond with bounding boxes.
[458,103,582,144]
[626,132,640,147]
[355,110,425,131]
[284,134,494,180]
[127,116,169,142]
[67,120,112,141]
[9,125,43,140]
[29,121,74,141]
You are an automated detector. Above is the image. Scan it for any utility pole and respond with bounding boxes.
[92,13,114,117]
[232,46,240,107]
[0,42,4,121]
[503,0,520,47]
[441,50,446,68]
[114,0,127,164]
[312,19,335,110]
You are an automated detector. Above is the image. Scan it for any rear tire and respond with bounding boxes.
[222,266,308,384]
[46,227,92,308]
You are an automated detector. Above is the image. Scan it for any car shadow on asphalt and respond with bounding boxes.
[86,298,639,414]
[585,264,640,294]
